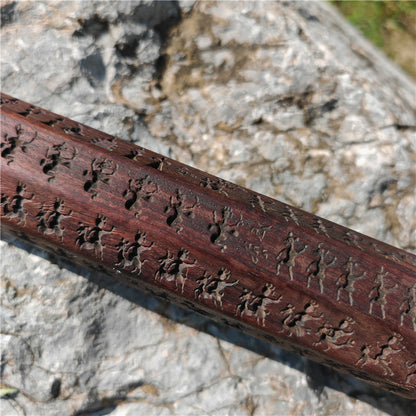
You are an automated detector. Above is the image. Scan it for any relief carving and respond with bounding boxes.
[343,231,365,250]
[235,283,281,326]
[154,248,197,293]
[306,243,337,293]
[279,300,323,337]
[209,207,243,251]
[400,283,416,331]
[1,124,36,165]
[249,195,267,212]
[149,156,168,171]
[115,230,153,274]
[123,176,158,217]
[250,225,272,242]
[244,242,268,264]
[336,257,365,306]
[195,268,238,310]
[405,361,416,385]
[275,232,308,280]
[283,206,300,226]
[1,182,34,225]
[40,142,77,182]
[75,214,114,259]
[41,116,64,127]
[356,333,404,376]
[90,136,118,150]
[314,317,355,351]
[83,157,117,199]
[165,189,199,233]
[312,218,332,238]
[125,149,144,160]
[200,177,229,196]
[17,104,40,117]
[368,266,397,319]
[36,198,72,241]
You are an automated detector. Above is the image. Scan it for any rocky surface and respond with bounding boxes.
[1,1,415,415]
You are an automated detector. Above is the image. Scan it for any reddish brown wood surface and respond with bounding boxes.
[1,92,415,398]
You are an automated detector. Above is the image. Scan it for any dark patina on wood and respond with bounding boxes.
[1,92,415,398]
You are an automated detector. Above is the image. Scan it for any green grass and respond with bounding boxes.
[331,1,416,79]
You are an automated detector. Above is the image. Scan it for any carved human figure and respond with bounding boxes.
[1,182,34,225]
[195,268,238,309]
[235,283,282,327]
[314,317,355,351]
[405,361,416,384]
[400,283,416,331]
[280,300,323,337]
[165,189,199,233]
[356,333,403,376]
[75,214,114,259]
[283,206,300,226]
[276,232,308,280]
[313,218,331,237]
[155,248,197,293]
[36,198,72,241]
[336,257,366,306]
[40,142,77,182]
[123,176,158,217]
[306,243,337,293]
[83,157,117,199]
[115,231,154,274]
[1,124,35,165]
[209,206,243,251]
[368,266,397,319]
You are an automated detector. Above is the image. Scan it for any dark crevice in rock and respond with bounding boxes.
[80,52,106,87]
[50,378,61,399]
[298,7,320,22]
[73,14,109,39]
[152,2,182,87]
[1,1,16,26]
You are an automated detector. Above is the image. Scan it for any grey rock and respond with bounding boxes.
[1,1,415,415]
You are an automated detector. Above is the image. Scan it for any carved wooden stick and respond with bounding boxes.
[1,92,415,398]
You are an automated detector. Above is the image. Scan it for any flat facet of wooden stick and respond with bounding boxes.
[1,93,415,398]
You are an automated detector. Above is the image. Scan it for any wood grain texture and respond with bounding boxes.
[1,92,415,398]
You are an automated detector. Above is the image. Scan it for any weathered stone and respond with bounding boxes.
[1,1,415,415]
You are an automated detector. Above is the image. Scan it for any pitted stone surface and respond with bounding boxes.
[1,1,415,415]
